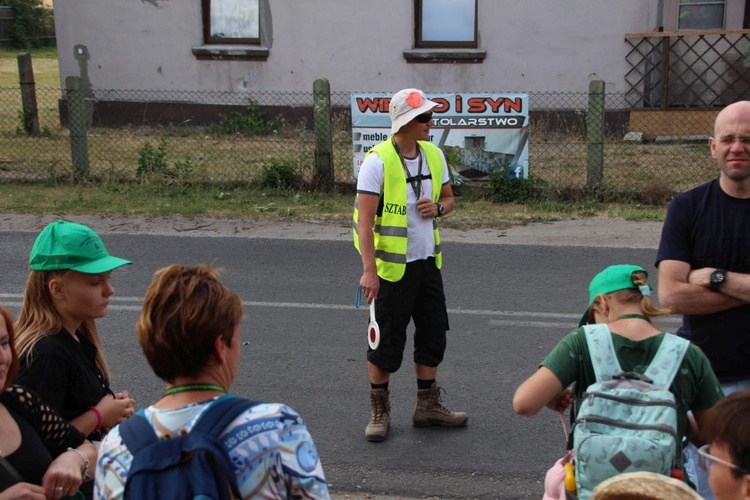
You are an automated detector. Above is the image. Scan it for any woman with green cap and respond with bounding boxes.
[14,220,136,452]
[512,264,723,497]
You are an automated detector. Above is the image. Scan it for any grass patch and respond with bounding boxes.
[0,183,667,228]
[0,47,59,87]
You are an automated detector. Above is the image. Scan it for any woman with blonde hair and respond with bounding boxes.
[14,220,136,448]
[513,264,723,498]
[0,304,96,500]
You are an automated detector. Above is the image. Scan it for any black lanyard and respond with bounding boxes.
[391,137,423,199]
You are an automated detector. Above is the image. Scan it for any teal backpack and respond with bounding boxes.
[572,324,690,499]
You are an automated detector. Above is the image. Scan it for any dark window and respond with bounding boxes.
[202,0,260,44]
[415,0,478,49]
[678,0,726,30]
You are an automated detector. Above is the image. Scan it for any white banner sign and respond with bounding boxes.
[351,92,529,182]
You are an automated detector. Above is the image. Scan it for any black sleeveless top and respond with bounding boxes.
[0,385,85,490]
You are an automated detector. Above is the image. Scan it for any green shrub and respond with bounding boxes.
[170,157,194,182]
[209,100,275,136]
[16,108,33,136]
[136,139,169,183]
[260,161,299,190]
[15,108,51,137]
[488,169,547,203]
[136,140,195,185]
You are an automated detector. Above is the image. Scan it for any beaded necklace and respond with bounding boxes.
[163,383,227,397]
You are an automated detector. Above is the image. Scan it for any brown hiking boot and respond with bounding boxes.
[413,382,468,428]
[365,388,390,442]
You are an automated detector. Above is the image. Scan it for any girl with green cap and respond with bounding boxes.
[512,264,723,497]
[14,221,136,456]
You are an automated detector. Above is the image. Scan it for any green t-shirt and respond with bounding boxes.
[541,327,724,442]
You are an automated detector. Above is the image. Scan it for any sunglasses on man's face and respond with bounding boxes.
[414,113,433,123]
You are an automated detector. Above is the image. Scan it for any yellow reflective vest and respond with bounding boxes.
[353,139,444,282]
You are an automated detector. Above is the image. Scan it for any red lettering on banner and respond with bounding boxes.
[355,95,524,114]
[431,98,450,113]
[467,97,524,113]
[356,97,390,113]
[504,98,523,113]
[467,97,485,113]
[484,98,506,113]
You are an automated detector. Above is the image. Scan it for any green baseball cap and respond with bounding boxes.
[578,264,652,326]
[29,220,132,274]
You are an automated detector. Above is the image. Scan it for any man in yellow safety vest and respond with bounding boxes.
[353,88,467,443]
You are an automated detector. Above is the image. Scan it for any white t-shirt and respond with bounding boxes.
[356,145,450,263]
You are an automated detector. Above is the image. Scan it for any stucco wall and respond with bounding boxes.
[53,0,656,95]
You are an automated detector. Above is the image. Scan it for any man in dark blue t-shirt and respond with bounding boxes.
[656,100,750,499]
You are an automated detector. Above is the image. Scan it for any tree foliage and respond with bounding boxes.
[0,0,55,49]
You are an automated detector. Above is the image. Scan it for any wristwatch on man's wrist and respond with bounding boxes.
[709,268,727,291]
[436,202,445,217]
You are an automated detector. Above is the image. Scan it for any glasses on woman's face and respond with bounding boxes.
[414,113,433,123]
[697,444,748,474]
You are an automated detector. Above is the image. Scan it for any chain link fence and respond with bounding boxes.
[0,84,720,198]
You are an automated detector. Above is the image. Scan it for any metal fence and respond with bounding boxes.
[0,84,721,197]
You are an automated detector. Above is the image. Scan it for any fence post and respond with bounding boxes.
[586,79,605,187]
[17,53,39,135]
[66,76,89,178]
[313,78,334,192]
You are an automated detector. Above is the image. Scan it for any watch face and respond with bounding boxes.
[711,270,726,288]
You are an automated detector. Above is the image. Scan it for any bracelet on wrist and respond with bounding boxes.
[88,405,103,431]
[66,447,92,482]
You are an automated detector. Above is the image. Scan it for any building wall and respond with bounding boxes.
[54,0,656,95]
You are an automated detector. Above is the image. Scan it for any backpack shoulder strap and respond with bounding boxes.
[643,333,690,388]
[582,324,622,382]
[119,410,158,455]
[193,394,260,437]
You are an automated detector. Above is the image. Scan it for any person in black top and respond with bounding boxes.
[0,305,96,499]
[656,100,750,499]
[15,221,136,444]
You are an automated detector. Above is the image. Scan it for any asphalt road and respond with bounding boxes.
[0,220,680,499]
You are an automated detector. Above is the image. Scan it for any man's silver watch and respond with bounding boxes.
[709,268,727,291]
[436,202,445,217]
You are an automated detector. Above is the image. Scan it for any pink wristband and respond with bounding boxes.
[88,406,103,431]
